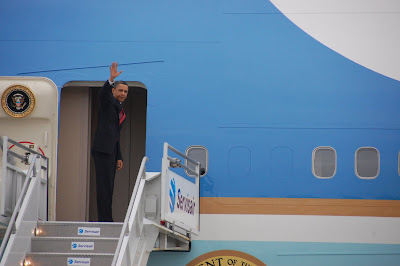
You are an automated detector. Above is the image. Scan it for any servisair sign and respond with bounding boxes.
[164,170,199,234]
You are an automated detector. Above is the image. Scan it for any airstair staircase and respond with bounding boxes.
[0,138,200,266]
[25,221,123,265]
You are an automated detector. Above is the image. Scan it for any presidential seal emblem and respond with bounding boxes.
[1,84,35,118]
[187,250,266,266]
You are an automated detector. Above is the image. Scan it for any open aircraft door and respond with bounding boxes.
[0,77,58,221]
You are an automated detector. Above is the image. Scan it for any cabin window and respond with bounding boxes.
[185,146,208,177]
[312,147,336,179]
[355,147,379,179]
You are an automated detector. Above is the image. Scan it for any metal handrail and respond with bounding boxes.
[166,143,200,178]
[167,144,200,166]
[1,136,47,169]
[1,136,46,162]
[111,156,149,266]
[167,156,198,176]
[0,154,39,262]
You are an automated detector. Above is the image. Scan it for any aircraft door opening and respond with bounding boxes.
[57,81,147,222]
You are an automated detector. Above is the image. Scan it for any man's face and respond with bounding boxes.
[112,84,128,102]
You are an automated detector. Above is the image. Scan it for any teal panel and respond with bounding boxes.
[148,240,400,266]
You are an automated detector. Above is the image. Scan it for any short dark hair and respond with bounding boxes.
[113,81,128,89]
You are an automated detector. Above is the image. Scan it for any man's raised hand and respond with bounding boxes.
[109,62,123,82]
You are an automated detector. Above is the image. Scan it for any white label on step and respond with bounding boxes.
[67,257,90,265]
[77,227,100,236]
[71,242,95,250]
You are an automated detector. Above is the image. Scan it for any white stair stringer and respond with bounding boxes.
[133,219,160,266]
[114,171,164,266]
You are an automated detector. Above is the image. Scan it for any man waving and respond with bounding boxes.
[92,62,128,222]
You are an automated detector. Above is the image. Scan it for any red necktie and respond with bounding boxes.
[119,108,126,125]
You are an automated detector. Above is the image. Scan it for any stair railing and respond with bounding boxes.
[112,156,149,266]
[0,136,48,265]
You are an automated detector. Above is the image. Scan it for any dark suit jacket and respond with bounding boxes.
[92,80,125,161]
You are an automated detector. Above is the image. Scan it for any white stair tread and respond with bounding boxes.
[27,252,114,256]
[37,221,123,226]
[32,236,119,240]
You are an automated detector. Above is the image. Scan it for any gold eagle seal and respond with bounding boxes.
[1,84,35,118]
[187,250,266,266]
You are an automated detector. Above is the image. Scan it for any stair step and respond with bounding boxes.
[25,252,114,266]
[31,237,119,253]
[36,221,123,238]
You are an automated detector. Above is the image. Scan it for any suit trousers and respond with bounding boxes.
[92,146,117,222]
